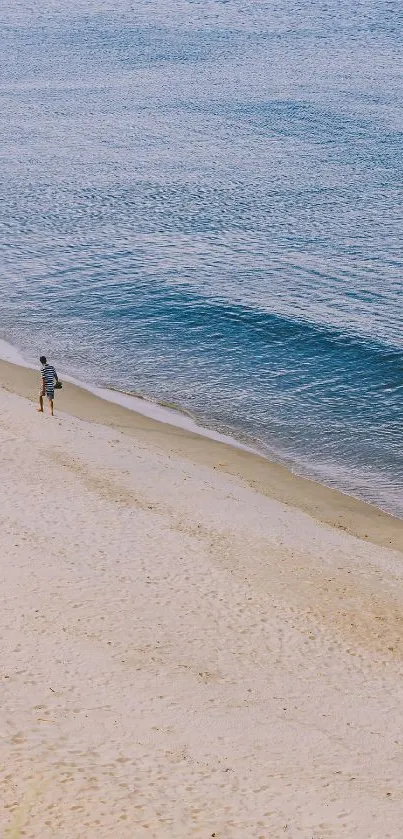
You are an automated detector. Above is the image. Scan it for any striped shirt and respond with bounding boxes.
[41,364,57,391]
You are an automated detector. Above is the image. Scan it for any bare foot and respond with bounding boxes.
[37,408,43,413]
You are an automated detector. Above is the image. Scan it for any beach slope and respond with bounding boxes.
[1,382,403,838]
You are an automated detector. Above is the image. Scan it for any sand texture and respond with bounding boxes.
[1,380,403,838]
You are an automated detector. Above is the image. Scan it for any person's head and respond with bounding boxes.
[40,355,47,365]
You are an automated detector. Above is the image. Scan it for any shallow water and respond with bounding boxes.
[0,0,402,515]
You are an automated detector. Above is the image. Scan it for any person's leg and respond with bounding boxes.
[37,391,44,412]
[48,396,54,416]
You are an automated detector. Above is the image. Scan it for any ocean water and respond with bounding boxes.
[0,0,402,515]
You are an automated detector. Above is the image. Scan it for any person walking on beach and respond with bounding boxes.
[38,355,59,416]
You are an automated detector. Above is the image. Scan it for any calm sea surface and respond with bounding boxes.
[0,0,402,515]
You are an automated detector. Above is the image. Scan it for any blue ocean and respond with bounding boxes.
[0,1,402,515]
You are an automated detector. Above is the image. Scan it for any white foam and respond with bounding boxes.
[0,339,36,368]
[65,377,254,451]
[0,338,254,453]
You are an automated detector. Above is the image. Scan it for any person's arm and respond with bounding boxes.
[54,369,59,383]
[41,371,46,395]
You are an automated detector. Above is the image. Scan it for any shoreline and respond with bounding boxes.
[0,337,259,451]
[1,336,401,524]
[1,354,402,552]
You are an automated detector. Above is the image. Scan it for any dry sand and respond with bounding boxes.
[1,363,403,838]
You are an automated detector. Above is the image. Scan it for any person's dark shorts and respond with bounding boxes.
[46,388,55,400]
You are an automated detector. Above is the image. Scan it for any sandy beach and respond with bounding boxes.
[1,360,403,839]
